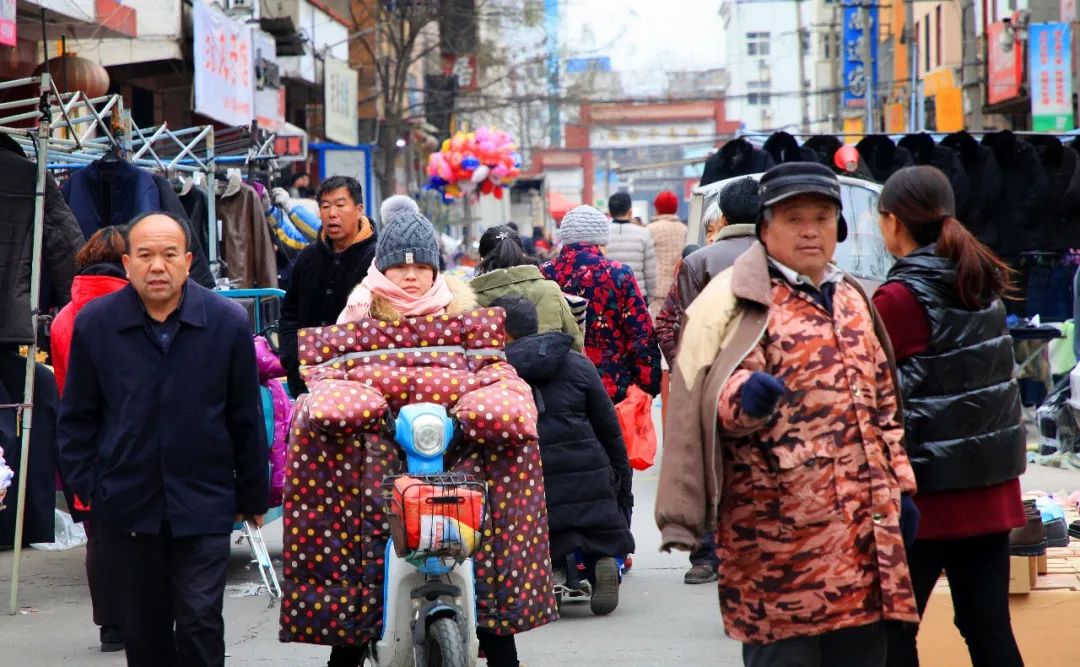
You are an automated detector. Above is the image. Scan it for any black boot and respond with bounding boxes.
[327,645,364,667]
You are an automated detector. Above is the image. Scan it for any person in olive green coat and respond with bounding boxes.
[471,225,584,351]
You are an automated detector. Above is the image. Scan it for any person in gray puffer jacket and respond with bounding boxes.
[605,192,657,302]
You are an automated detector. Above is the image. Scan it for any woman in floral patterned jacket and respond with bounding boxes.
[542,205,661,403]
[280,211,555,667]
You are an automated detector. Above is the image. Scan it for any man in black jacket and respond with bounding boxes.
[58,212,268,667]
[278,175,377,395]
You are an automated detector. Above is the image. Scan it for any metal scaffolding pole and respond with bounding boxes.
[8,72,51,616]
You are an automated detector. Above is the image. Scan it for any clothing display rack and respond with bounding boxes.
[0,71,282,614]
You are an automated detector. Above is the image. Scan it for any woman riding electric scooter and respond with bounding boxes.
[279,211,557,667]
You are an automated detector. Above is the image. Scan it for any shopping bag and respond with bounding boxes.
[615,385,657,471]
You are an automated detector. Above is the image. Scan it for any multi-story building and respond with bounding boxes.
[721,0,835,133]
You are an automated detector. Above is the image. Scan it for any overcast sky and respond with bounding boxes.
[563,0,728,93]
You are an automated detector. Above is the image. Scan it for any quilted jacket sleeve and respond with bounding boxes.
[453,361,539,444]
[643,233,658,304]
[716,341,773,437]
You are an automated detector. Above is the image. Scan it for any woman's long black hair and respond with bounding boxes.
[475,225,529,275]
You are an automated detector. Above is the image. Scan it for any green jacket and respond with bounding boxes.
[471,265,584,351]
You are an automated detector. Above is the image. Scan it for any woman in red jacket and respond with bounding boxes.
[874,167,1026,667]
[50,225,128,652]
[51,226,128,394]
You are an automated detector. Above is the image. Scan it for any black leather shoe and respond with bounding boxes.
[99,626,123,653]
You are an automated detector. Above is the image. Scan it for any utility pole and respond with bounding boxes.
[832,5,842,132]
[544,0,562,146]
[604,149,613,202]
[795,0,811,131]
[860,3,875,132]
[906,0,918,132]
[960,0,983,130]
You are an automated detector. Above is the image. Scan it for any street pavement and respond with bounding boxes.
[1,406,1077,665]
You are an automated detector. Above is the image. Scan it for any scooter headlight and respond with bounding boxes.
[412,414,449,456]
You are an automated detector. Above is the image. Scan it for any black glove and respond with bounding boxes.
[900,494,921,551]
[739,371,786,419]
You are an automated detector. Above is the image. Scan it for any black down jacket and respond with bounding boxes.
[763,131,816,164]
[1027,136,1080,250]
[699,138,775,187]
[898,133,970,217]
[941,130,1004,240]
[856,135,915,183]
[980,131,1049,254]
[505,332,636,561]
[0,138,84,344]
[885,247,1027,493]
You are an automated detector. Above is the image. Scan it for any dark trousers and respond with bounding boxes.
[477,629,518,667]
[743,622,886,667]
[102,527,231,667]
[689,530,719,568]
[886,532,1023,667]
[85,519,122,630]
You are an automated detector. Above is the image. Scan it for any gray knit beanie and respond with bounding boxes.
[375,210,440,272]
[379,195,420,228]
[558,205,610,246]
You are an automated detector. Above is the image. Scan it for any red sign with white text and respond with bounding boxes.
[193,0,254,126]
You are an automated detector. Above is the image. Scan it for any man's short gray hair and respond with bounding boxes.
[380,195,420,227]
[703,200,722,228]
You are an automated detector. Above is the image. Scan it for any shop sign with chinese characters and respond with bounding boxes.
[0,0,14,48]
[193,0,254,126]
[324,57,358,146]
[1029,23,1075,131]
[842,2,878,109]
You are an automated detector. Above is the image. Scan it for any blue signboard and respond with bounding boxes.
[842,2,878,109]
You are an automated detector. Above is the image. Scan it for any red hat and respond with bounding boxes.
[653,190,679,215]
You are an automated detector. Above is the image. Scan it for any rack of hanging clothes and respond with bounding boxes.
[0,71,69,616]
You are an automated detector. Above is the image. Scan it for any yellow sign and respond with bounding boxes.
[934,88,964,132]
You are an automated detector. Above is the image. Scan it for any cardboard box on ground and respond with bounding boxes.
[919,545,1080,666]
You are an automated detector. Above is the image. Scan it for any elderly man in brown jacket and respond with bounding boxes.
[655,163,918,667]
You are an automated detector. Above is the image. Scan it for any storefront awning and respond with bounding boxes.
[548,190,580,222]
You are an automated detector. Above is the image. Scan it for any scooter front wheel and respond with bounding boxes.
[424,617,467,667]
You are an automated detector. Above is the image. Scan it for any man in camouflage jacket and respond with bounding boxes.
[655,164,918,666]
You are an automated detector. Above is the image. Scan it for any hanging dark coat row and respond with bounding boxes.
[701,130,1080,257]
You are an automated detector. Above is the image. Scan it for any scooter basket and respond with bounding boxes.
[383,473,487,560]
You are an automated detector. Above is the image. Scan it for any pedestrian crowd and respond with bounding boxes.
[10,161,1028,667]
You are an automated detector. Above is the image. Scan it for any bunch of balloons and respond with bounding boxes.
[426,127,522,203]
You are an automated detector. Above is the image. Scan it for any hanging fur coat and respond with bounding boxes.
[980,131,1049,254]
[699,138,775,187]
[940,130,1004,241]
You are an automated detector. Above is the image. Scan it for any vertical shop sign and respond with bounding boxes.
[324,58,358,146]
[1030,23,1074,131]
[987,21,1024,105]
[193,0,254,126]
[0,0,15,48]
[842,2,878,109]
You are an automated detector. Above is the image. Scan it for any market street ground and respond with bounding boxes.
[1,409,1076,666]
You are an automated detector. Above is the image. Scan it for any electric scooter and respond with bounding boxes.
[368,404,485,667]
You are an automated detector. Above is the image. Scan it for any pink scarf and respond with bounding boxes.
[338,264,455,323]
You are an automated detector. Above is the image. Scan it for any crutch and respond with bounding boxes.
[237,520,282,606]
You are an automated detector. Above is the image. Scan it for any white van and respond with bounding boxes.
[686,174,895,289]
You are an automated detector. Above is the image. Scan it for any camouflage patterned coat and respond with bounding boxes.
[656,242,918,644]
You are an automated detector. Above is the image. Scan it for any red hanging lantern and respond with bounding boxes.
[33,54,110,98]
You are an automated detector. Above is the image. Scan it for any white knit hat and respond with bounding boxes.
[558,205,610,246]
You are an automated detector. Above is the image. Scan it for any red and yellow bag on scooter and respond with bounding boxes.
[390,475,485,557]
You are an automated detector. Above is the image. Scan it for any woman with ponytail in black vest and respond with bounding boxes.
[875,166,1026,667]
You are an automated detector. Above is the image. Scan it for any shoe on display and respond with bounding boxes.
[684,563,719,585]
[1009,499,1048,557]
[1035,497,1071,548]
[1069,519,1080,540]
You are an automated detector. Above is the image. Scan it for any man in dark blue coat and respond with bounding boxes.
[58,212,268,667]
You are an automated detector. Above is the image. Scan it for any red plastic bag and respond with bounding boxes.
[615,385,657,471]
